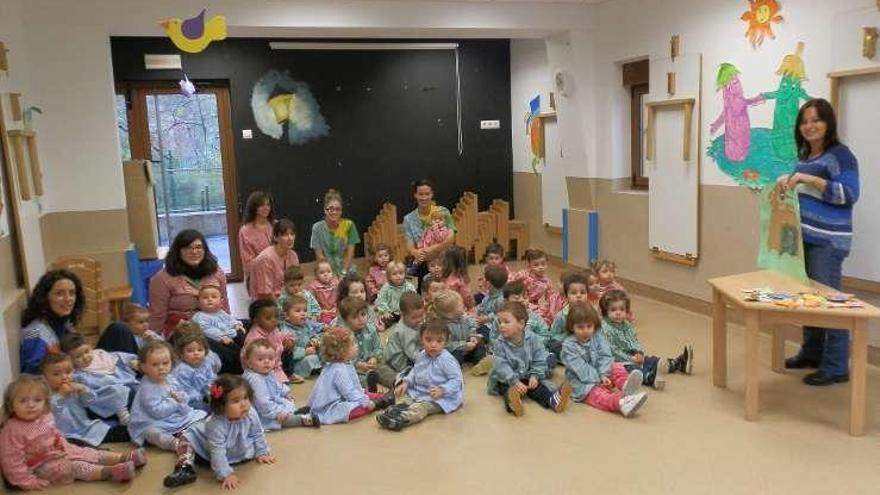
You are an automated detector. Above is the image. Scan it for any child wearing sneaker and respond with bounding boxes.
[376,261,418,326]
[560,303,647,417]
[338,296,383,388]
[171,327,222,411]
[279,295,323,379]
[179,375,275,490]
[488,302,572,417]
[241,339,319,432]
[0,376,145,490]
[547,270,592,358]
[60,333,138,426]
[307,327,394,424]
[433,290,489,366]
[374,292,426,390]
[377,319,463,431]
[599,290,693,390]
[41,353,131,446]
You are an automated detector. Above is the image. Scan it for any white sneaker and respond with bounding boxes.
[619,392,648,417]
[622,369,643,396]
[652,359,667,391]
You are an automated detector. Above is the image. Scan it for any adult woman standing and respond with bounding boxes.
[403,179,456,289]
[19,271,86,374]
[310,189,360,277]
[780,98,860,386]
[249,219,299,300]
[238,191,275,281]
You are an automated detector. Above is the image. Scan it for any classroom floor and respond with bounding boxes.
[54,263,880,495]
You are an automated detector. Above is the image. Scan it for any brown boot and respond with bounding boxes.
[506,385,525,417]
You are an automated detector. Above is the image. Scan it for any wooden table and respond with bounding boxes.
[708,270,880,436]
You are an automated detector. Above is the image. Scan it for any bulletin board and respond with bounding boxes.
[645,53,702,265]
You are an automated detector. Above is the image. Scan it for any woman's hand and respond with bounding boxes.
[777,173,803,191]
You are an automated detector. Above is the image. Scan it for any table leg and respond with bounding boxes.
[849,318,867,436]
[712,289,727,387]
[771,325,785,373]
[744,310,760,420]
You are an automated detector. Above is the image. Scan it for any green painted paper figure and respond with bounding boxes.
[762,42,813,161]
[757,183,807,282]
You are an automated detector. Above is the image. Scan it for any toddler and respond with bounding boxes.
[476,242,511,300]
[489,302,571,417]
[376,260,417,325]
[548,270,591,357]
[366,243,392,300]
[41,353,130,446]
[277,265,321,322]
[442,246,475,309]
[309,260,340,325]
[561,303,647,417]
[475,264,509,324]
[241,298,292,384]
[242,339,319,431]
[190,285,245,357]
[420,210,452,249]
[0,377,144,489]
[121,303,163,351]
[60,333,137,426]
[334,273,383,332]
[511,249,556,325]
[279,295,323,379]
[432,290,488,366]
[338,297,383,390]
[307,328,395,424]
[377,319,463,431]
[171,327,222,411]
[374,292,426,389]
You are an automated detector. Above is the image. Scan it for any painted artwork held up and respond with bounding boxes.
[251,70,330,145]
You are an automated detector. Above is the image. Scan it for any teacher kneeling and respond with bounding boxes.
[780,98,860,386]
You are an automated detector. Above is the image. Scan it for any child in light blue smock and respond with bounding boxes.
[279,295,323,379]
[61,333,138,425]
[241,338,319,431]
[171,328,222,412]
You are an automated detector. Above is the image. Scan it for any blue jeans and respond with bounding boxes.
[799,243,849,376]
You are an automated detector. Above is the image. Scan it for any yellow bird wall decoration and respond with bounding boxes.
[160,9,226,54]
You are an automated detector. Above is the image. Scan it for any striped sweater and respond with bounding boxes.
[795,144,859,255]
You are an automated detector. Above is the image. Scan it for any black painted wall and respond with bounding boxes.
[110,37,512,260]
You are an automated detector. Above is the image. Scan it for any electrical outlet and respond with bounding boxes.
[242,129,253,139]
[480,120,501,130]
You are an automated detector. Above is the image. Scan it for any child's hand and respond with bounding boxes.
[305,346,316,355]
[222,474,240,490]
[527,376,539,390]
[276,412,289,423]
[221,337,234,345]
[25,478,52,490]
[71,383,88,395]
[366,400,377,411]
[394,382,408,398]
[355,361,369,373]
[513,381,528,395]
[256,455,276,464]
[171,391,186,402]
[366,358,378,370]
[631,353,644,365]
[600,376,613,389]
[428,386,444,399]
[286,391,296,401]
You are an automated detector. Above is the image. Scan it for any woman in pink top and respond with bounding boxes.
[248,219,299,300]
[238,191,274,282]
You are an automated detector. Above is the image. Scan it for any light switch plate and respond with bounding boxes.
[242,129,253,139]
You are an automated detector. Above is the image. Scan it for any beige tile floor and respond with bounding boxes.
[42,262,880,495]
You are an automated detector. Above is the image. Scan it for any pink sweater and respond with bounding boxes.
[248,246,299,300]
[238,223,273,275]
[148,270,229,336]
[366,265,387,301]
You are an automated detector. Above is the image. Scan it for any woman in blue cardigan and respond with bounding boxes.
[779,98,860,386]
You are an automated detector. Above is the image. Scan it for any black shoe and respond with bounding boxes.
[803,370,849,386]
[293,405,311,415]
[376,410,406,431]
[163,464,197,488]
[366,370,380,393]
[785,355,820,370]
[373,391,396,410]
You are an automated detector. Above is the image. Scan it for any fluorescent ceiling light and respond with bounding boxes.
[269,42,459,50]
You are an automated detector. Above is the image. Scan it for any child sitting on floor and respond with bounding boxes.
[334,273,383,332]
[277,265,321,322]
[241,298,293,384]
[560,303,647,417]
[548,270,592,358]
[366,243,392,302]
[121,303,163,351]
[442,246,475,309]
[190,285,246,356]
[242,339,319,431]
[307,327,394,424]
[376,260,417,326]
[377,319,464,431]
[308,261,340,325]
[171,326,222,411]
[41,353,130,446]
[488,302,571,417]
[592,259,628,300]
[0,376,145,489]
[599,290,693,390]
[511,248,556,325]
[279,295,323,380]
[60,333,138,426]
[475,264,509,325]
[422,277,447,316]
[374,292,425,390]
[432,290,488,366]
[337,297,383,390]
[476,242,511,303]
[179,375,275,490]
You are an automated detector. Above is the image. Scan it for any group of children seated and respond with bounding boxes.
[1,243,694,491]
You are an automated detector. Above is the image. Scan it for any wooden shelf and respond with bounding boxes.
[536,111,557,119]
[651,247,698,266]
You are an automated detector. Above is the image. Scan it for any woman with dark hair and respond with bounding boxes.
[149,229,229,337]
[238,191,275,282]
[310,188,360,277]
[248,219,299,300]
[779,98,860,386]
[19,270,85,374]
[402,179,456,290]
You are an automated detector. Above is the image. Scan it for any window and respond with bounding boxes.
[623,59,649,189]
[115,93,131,162]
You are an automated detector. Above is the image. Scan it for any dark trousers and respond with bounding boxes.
[624,355,660,385]
[799,243,849,376]
[210,334,245,375]
[96,322,139,355]
[452,327,490,365]
[496,379,556,410]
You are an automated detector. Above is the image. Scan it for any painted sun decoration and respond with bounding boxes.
[741,0,783,48]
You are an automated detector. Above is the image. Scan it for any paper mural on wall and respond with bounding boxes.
[741,0,783,49]
[525,95,544,173]
[251,70,330,145]
[757,183,807,281]
[160,9,227,54]
[708,43,812,189]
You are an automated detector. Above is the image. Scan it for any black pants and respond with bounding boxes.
[67,424,130,447]
[496,379,556,410]
[96,322,139,355]
[452,333,489,365]
[210,334,244,375]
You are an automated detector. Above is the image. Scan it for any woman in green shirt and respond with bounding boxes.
[310,189,360,276]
